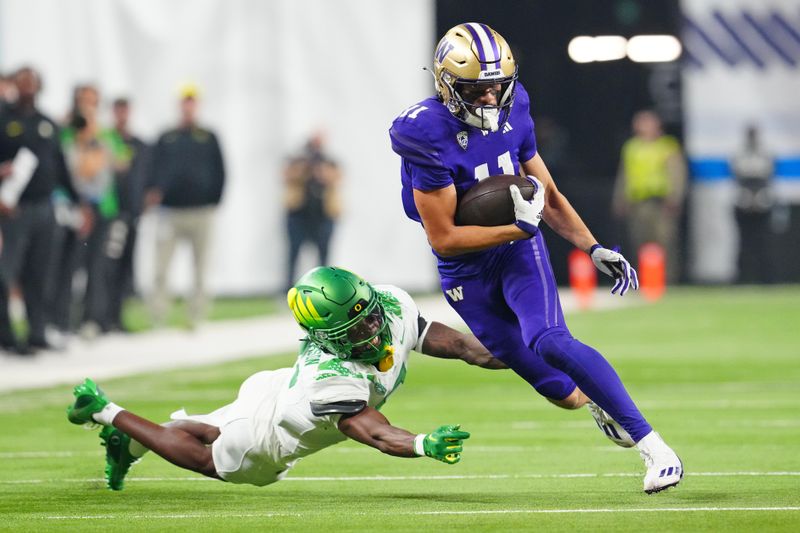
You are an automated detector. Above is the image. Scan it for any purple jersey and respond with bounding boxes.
[388,83,655,442]
[389,83,538,277]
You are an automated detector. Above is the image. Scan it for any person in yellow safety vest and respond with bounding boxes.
[613,110,686,284]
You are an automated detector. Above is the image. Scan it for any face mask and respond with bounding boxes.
[463,106,500,132]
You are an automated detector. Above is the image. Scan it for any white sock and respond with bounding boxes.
[92,402,125,426]
[127,439,149,458]
[635,430,660,450]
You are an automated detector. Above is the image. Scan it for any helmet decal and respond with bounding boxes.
[435,39,455,65]
[347,298,370,319]
[463,22,501,73]
[287,287,327,328]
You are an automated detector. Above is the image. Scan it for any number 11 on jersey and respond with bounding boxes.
[474,150,514,180]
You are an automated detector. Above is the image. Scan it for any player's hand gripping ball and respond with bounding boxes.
[455,174,538,226]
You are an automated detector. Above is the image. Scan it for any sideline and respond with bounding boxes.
[0,290,633,392]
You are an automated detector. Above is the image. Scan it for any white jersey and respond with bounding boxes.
[175,285,427,486]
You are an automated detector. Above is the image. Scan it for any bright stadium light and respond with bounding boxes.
[568,36,596,63]
[568,35,628,63]
[592,36,628,61]
[627,35,682,62]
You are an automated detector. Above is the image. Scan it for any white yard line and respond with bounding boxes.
[511,417,800,430]
[413,507,800,515]
[0,450,100,458]
[36,507,800,520]
[3,471,799,484]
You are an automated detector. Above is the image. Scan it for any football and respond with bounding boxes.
[455,174,537,226]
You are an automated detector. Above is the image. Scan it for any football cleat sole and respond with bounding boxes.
[100,426,139,491]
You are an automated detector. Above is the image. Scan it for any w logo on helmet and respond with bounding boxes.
[445,286,464,302]
[435,40,455,64]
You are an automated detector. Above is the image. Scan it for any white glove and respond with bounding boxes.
[509,175,545,236]
[590,244,639,296]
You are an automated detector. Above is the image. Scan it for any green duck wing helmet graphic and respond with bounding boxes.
[287,267,393,364]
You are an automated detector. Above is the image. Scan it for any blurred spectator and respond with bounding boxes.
[0,66,87,354]
[58,84,121,339]
[0,73,18,110]
[146,85,225,329]
[46,86,89,341]
[283,131,342,291]
[731,125,775,284]
[613,110,686,283]
[103,97,150,331]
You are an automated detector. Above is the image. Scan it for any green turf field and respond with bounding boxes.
[121,296,280,332]
[1,287,798,531]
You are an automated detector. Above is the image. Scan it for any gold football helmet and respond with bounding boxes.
[433,23,518,132]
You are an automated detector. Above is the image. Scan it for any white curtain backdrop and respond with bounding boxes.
[0,0,439,294]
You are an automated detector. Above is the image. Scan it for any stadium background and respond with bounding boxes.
[1,0,798,296]
[1,1,799,530]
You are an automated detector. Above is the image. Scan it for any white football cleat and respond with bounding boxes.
[587,402,635,448]
[636,431,683,494]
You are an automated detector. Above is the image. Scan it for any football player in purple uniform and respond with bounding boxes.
[389,23,682,494]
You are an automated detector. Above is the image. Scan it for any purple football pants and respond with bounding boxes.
[439,234,652,442]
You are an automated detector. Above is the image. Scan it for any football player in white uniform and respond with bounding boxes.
[67,266,504,490]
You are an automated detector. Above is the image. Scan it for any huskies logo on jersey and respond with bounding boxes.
[457,131,468,150]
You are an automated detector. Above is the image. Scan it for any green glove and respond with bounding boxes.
[414,424,471,464]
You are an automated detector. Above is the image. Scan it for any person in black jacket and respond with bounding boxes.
[145,86,225,329]
[0,66,91,354]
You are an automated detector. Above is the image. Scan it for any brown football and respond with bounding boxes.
[455,174,537,226]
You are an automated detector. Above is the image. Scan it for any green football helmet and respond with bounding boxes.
[287,267,393,364]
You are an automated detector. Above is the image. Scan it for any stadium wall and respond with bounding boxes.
[682,0,800,282]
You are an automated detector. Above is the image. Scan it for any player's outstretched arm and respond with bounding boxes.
[420,321,507,369]
[338,406,469,464]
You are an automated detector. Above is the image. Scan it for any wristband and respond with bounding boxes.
[589,243,602,255]
[514,220,539,237]
[413,434,427,457]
